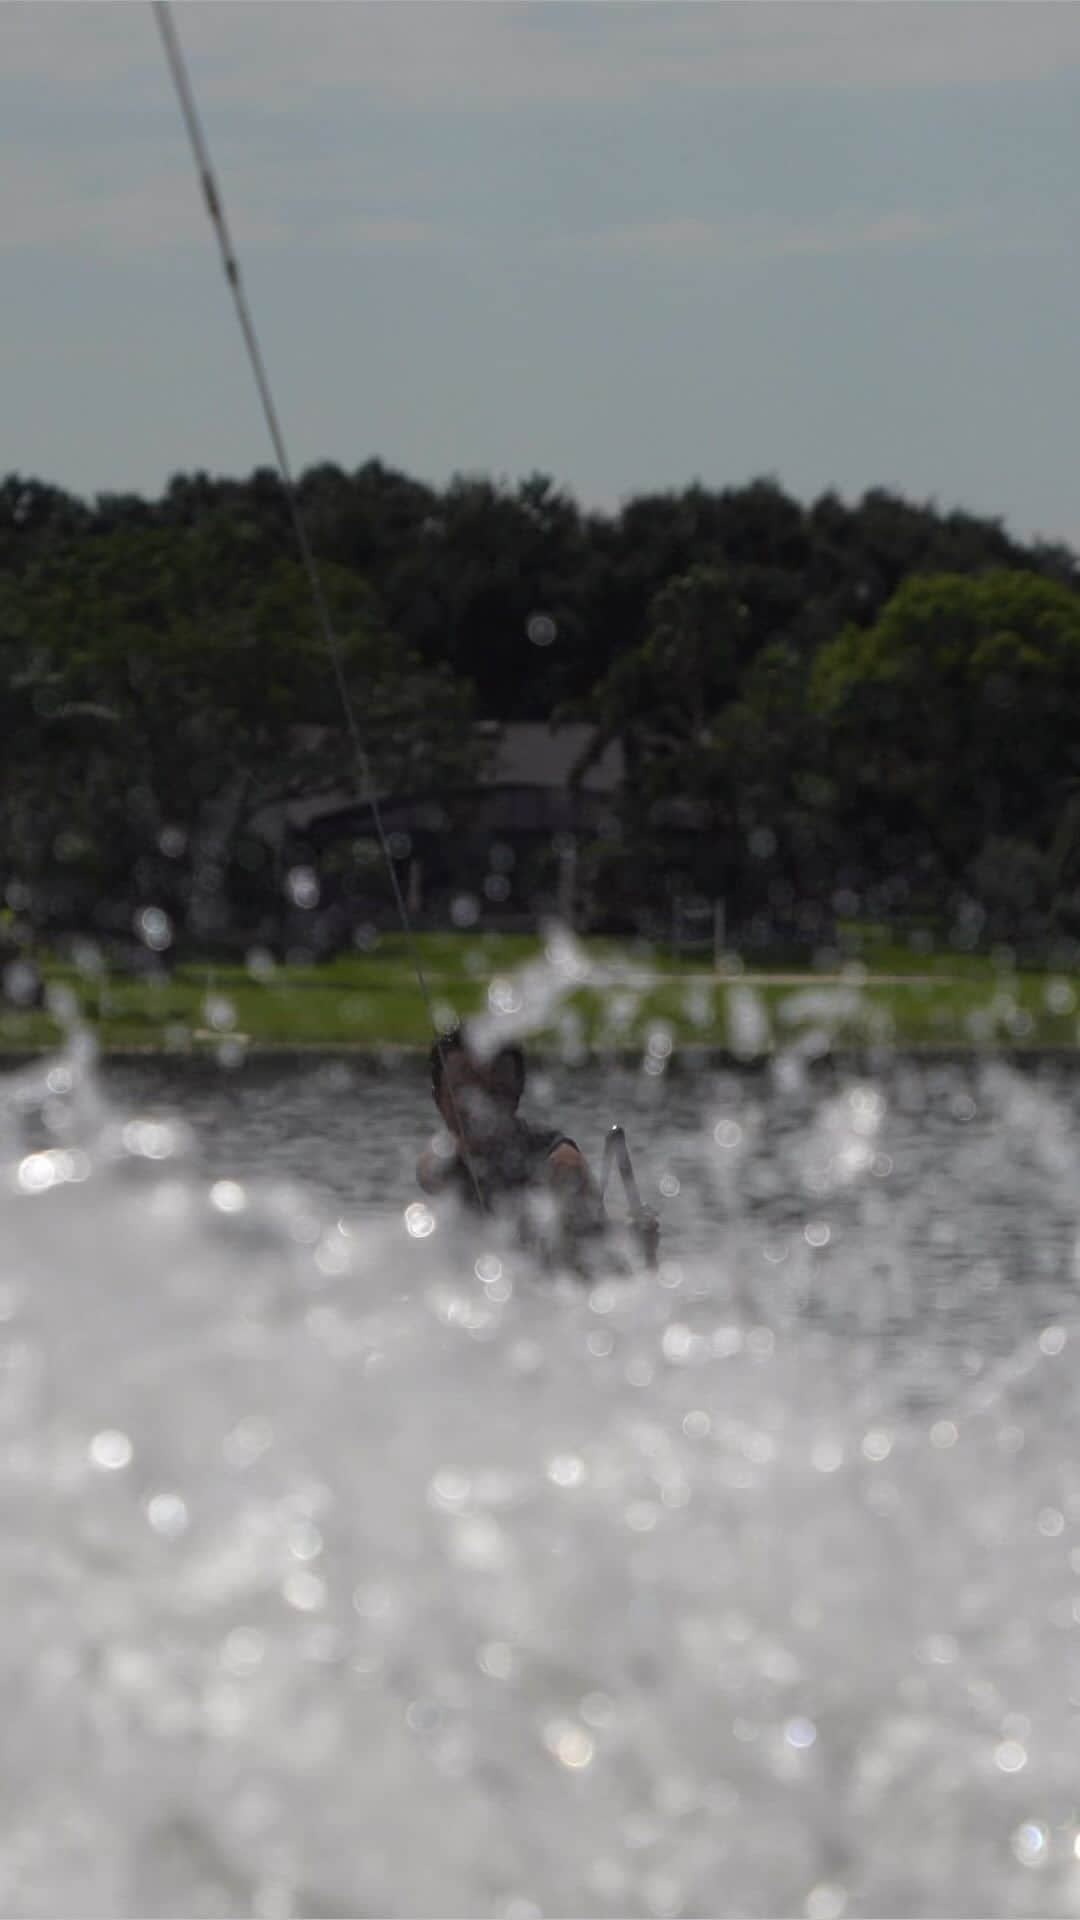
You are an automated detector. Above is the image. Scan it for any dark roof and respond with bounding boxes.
[484,723,624,793]
[253,722,624,840]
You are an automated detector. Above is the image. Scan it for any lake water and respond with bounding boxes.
[4,1039,1080,1917]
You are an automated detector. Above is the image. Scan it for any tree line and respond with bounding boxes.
[2,463,1079,958]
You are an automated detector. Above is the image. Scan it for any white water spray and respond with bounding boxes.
[4,995,1080,1917]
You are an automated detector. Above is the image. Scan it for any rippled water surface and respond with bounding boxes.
[5,1042,1080,1918]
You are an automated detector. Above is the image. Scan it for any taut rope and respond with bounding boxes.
[152,3,484,1205]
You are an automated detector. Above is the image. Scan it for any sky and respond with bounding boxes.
[4,1,1080,549]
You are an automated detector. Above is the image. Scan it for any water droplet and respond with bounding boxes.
[286,866,319,909]
[488,977,523,1016]
[547,1454,585,1488]
[283,1569,325,1612]
[202,994,236,1033]
[1046,978,1075,1015]
[1012,1820,1048,1865]
[17,1153,58,1195]
[147,1492,189,1538]
[429,1467,471,1510]
[785,1716,817,1749]
[289,1518,324,1561]
[916,1633,957,1666]
[90,1429,133,1471]
[134,905,172,952]
[3,960,40,1007]
[210,1180,246,1214]
[122,1119,176,1160]
[662,1323,699,1363]
[580,1690,615,1728]
[405,1201,436,1239]
[543,1720,593,1768]
[526,612,557,647]
[478,1640,513,1679]
[70,938,104,979]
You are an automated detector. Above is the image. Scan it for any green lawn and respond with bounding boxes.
[2,930,1079,1055]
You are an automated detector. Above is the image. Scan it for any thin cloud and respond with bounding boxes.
[321,214,446,254]
[590,208,968,268]
[6,2,1080,117]
[0,127,449,262]
[0,153,286,258]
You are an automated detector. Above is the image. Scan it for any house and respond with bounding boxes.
[463,721,624,836]
[256,722,626,928]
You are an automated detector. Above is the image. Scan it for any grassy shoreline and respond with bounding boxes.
[2,932,1079,1057]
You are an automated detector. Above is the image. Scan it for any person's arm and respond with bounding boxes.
[544,1141,604,1237]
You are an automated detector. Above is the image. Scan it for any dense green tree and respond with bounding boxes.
[574,566,838,934]
[0,521,481,941]
[812,569,1080,900]
[382,471,590,717]
[582,565,747,792]
[3,458,1080,943]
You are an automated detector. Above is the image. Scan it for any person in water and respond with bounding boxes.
[417,1025,603,1258]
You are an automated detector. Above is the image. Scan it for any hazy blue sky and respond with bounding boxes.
[5,2,1080,547]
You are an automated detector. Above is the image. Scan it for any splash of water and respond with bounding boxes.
[4,1007,1080,1917]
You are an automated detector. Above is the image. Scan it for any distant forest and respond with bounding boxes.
[3,463,1080,956]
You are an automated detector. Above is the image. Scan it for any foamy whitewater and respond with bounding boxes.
[5,991,1080,1916]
